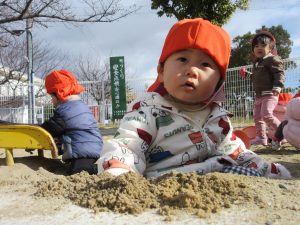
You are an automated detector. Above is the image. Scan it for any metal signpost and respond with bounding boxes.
[26,22,35,124]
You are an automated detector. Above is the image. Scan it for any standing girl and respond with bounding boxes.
[250,31,285,146]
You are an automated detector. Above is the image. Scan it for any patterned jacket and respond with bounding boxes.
[98,92,285,178]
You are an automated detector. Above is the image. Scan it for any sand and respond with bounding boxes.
[0,143,300,225]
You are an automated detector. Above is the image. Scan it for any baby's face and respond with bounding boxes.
[253,42,272,59]
[158,48,221,104]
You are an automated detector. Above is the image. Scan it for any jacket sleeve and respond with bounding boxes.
[97,106,157,175]
[207,114,290,178]
[207,114,244,156]
[269,56,285,92]
[41,111,65,137]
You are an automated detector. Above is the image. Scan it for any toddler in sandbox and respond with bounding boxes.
[98,18,291,179]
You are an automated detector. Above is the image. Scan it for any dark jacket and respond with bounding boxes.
[41,100,103,161]
[251,54,285,97]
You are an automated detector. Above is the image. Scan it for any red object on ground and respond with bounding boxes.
[233,130,251,149]
[242,126,256,140]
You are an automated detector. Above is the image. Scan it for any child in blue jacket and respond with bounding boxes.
[41,70,103,175]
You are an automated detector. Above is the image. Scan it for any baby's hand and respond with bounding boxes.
[272,91,279,96]
[101,159,131,176]
[105,168,131,176]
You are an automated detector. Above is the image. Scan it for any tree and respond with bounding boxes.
[0,36,69,98]
[0,0,139,33]
[151,0,249,26]
[75,56,111,105]
[0,37,27,86]
[268,25,293,60]
[74,55,135,105]
[0,0,139,114]
[229,25,293,68]
[229,32,253,68]
[0,0,139,47]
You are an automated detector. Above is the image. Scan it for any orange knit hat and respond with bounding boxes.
[45,70,85,101]
[148,18,231,92]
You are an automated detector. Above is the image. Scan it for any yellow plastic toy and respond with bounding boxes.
[0,124,58,166]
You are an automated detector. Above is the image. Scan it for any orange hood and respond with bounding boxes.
[45,70,85,101]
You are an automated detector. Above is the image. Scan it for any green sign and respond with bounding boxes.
[110,56,126,120]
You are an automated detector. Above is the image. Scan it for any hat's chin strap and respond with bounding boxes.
[197,81,225,111]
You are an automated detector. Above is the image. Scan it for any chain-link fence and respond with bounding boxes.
[1,57,299,128]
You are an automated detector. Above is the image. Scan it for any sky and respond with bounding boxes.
[35,0,300,81]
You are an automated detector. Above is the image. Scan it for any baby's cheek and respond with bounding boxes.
[200,83,215,96]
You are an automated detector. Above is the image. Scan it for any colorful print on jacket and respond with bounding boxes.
[98,92,285,178]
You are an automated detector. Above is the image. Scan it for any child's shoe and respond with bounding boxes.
[251,136,268,146]
[271,140,281,151]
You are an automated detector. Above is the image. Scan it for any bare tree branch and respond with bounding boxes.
[0,0,140,34]
[74,56,111,105]
[0,35,69,99]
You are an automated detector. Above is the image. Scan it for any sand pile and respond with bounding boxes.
[1,144,299,224]
[35,171,258,218]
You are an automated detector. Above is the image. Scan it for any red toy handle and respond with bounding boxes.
[239,67,247,78]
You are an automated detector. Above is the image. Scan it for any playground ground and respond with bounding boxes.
[0,137,299,225]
